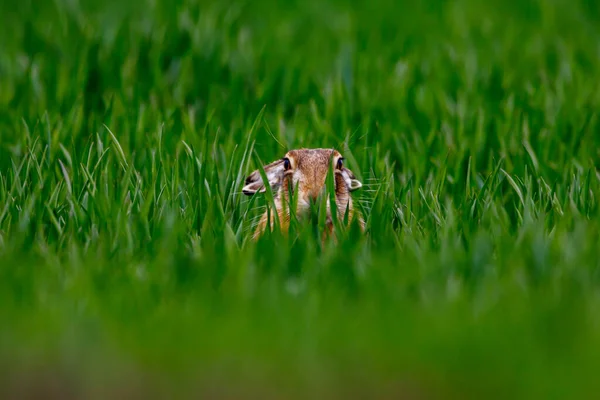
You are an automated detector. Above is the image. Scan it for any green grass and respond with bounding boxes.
[2,0,600,398]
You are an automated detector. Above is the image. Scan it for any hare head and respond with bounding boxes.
[242,148,364,240]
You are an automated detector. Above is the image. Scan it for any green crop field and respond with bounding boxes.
[1,0,600,398]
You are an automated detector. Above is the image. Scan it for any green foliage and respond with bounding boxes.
[1,0,600,397]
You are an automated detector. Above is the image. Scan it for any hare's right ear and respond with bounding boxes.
[242,159,286,196]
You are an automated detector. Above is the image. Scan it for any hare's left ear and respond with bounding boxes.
[242,159,286,196]
[340,167,363,192]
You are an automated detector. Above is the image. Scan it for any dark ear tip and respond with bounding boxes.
[243,189,254,196]
[245,169,261,184]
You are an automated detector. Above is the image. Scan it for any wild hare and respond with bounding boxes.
[243,148,365,242]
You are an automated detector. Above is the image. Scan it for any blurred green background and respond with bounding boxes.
[1,0,600,398]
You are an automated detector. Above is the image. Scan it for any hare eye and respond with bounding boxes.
[336,158,344,169]
[283,157,291,170]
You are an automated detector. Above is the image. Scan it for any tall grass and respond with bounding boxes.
[1,0,600,398]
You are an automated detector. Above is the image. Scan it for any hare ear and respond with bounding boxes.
[242,159,286,196]
[341,167,362,192]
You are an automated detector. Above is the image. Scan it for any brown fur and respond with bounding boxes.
[243,148,364,241]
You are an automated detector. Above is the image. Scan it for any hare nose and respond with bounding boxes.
[308,193,322,218]
[308,190,326,206]
[310,183,328,201]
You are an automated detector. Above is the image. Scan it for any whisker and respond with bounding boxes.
[244,216,266,231]
[360,181,384,184]
[239,204,267,228]
[357,196,375,201]
[230,190,250,196]
[243,204,267,214]
[248,205,267,212]
[248,215,265,224]
[246,213,262,221]
[244,223,259,234]
[246,215,262,228]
